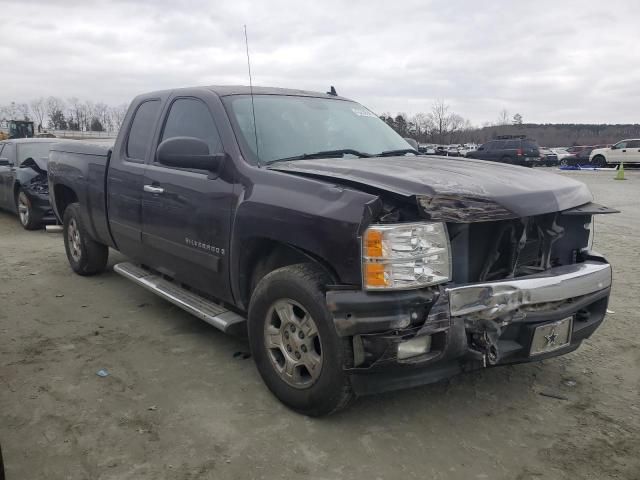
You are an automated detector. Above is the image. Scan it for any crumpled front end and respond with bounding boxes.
[326,206,614,395]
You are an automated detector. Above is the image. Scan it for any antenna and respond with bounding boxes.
[244,25,260,164]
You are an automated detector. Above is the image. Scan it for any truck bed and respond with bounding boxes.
[48,140,114,247]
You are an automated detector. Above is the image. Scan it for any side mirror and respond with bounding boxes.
[157,136,225,171]
[610,144,616,150]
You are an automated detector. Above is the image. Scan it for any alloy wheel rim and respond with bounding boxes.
[264,299,323,389]
[17,192,29,225]
[68,218,82,262]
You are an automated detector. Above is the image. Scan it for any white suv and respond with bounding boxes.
[590,139,640,166]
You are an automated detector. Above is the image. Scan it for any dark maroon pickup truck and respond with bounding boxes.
[48,85,615,415]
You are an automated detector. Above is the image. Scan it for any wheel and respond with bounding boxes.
[560,158,569,167]
[248,263,354,416]
[15,188,41,230]
[592,155,606,167]
[500,156,513,164]
[63,203,109,275]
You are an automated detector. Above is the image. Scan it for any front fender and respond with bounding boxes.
[230,169,380,305]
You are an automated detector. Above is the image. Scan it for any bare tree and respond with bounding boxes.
[512,113,523,125]
[497,108,510,126]
[30,98,47,130]
[46,96,66,129]
[110,104,128,131]
[429,99,451,144]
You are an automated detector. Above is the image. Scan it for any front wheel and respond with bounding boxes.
[16,189,40,230]
[592,155,606,167]
[248,264,354,416]
[63,203,109,275]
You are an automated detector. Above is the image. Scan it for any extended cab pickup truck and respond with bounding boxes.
[48,86,616,416]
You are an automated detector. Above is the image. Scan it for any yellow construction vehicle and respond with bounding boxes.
[0,120,35,140]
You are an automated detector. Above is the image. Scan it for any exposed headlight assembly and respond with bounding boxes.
[362,222,451,290]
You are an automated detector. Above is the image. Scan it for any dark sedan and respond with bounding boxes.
[560,145,608,167]
[0,138,58,229]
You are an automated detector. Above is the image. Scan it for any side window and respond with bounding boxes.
[626,140,639,148]
[160,98,222,155]
[614,141,627,149]
[505,140,519,149]
[0,143,15,164]
[126,100,161,161]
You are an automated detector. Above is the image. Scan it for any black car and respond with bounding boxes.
[0,138,58,229]
[468,136,542,166]
[539,148,559,166]
[560,146,598,167]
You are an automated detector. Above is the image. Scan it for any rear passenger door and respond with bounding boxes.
[107,99,162,259]
[140,96,235,303]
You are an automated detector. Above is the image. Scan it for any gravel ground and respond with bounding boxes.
[1,170,639,480]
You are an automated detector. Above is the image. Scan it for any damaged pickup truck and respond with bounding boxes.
[47,86,616,416]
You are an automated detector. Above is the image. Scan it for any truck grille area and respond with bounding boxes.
[447,212,591,284]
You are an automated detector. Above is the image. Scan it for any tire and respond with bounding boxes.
[500,156,513,164]
[15,188,41,230]
[592,155,606,167]
[63,203,109,275]
[248,263,354,416]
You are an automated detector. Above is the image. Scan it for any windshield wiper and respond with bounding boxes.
[266,149,371,165]
[375,148,419,157]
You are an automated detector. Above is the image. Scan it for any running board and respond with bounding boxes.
[113,262,246,335]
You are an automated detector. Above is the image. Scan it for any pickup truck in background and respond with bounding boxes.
[48,86,616,416]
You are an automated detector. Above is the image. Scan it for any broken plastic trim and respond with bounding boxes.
[417,194,517,223]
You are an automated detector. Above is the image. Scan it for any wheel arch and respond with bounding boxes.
[237,237,341,311]
[53,184,79,221]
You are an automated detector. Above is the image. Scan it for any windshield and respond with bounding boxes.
[223,95,411,164]
[17,142,54,165]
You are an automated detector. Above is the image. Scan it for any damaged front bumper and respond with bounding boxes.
[327,255,612,395]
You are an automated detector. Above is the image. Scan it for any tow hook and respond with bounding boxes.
[469,329,501,367]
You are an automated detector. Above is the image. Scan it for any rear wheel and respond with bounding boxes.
[15,189,40,230]
[63,203,109,275]
[592,155,606,167]
[248,264,354,416]
[500,155,513,164]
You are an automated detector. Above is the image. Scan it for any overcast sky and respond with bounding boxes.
[1,0,638,124]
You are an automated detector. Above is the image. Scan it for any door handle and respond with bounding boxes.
[622,149,627,152]
[143,185,164,194]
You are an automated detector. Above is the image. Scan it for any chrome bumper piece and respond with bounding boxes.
[447,261,612,320]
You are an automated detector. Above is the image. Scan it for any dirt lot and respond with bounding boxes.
[1,170,639,480]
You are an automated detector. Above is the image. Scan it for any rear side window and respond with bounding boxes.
[505,140,519,148]
[160,98,223,154]
[626,140,640,148]
[126,100,161,161]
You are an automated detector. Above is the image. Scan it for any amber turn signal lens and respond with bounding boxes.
[365,229,383,257]
[365,263,388,287]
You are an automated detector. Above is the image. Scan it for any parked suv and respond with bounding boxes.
[590,139,640,167]
[467,136,541,166]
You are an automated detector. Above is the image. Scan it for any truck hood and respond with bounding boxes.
[269,156,593,219]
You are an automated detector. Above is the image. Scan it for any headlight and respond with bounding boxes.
[362,222,451,290]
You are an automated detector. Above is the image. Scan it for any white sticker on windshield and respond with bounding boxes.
[351,108,377,118]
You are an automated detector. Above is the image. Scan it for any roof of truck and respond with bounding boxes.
[143,85,352,101]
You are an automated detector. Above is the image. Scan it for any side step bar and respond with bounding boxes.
[113,262,246,335]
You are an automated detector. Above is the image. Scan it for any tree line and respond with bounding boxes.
[0,98,128,133]
[382,101,639,147]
